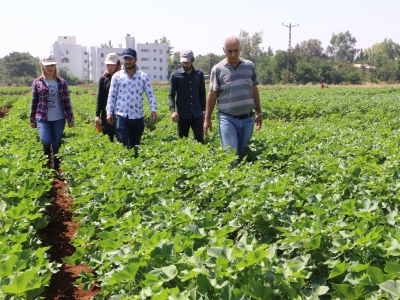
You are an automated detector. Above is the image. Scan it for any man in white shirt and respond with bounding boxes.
[106,48,157,149]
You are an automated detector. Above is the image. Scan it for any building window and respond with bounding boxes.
[101,71,104,75]
[160,75,162,80]
[154,66,157,70]
[142,66,150,70]
[84,60,87,63]
[153,58,157,61]
[141,49,150,52]
[160,49,163,54]
[141,58,150,61]
[61,57,69,63]
[160,58,162,62]
[160,67,162,71]
[153,49,156,52]
[101,53,104,58]
[154,75,157,79]
[84,51,88,55]
[84,68,87,71]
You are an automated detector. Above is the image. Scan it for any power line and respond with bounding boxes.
[282,23,299,84]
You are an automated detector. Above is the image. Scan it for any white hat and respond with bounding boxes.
[105,53,120,64]
[42,54,57,66]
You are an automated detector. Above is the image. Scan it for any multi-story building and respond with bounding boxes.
[50,34,168,82]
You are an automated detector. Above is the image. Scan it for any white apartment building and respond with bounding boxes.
[50,34,168,82]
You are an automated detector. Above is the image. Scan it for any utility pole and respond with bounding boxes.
[282,23,299,84]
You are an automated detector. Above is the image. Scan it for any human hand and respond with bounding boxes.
[30,122,37,129]
[107,114,114,125]
[151,111,157,122]
[95,117,102,124]
[68,121,74,128]
[203,119,212,136]
[171,112,179,123]
[255,114,262,130]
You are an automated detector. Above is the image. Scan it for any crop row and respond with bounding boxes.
[57,86,400,299]
[0,97,58,299]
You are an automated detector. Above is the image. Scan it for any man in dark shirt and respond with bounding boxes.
[168,49,206,143]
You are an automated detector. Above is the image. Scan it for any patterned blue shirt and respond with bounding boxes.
[106,66,157,119]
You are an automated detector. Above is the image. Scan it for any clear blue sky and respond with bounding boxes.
[1,0,399,59]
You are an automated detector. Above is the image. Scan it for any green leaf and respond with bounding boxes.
[379,280,400,297]
[385,262,400,275]
[235,249,269,270]
[242,279,273,299]
[305,236,321,250]
[149,265,177,282]
[328,262,349,279]
[62,247,85,265]
[331,283,364,299]
[197,274,210,296]
[2,268,41,294]
[108,263,141,285]
[150,242,174,258]
[367,266,385,284]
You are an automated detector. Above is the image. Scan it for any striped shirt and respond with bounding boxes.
[106,66,157,119]
[209,58,259,116]
[30,77,74,123]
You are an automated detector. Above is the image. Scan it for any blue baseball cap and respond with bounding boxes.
[121,48,137,58]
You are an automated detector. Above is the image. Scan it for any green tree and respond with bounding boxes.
[167,52,181,79]
[1,52,40,86]
[100,40,113,48]
[327,31,358,62]
[239,30,264,65]
[195,53,225,75]
[293,39,325,62]
[380,38,400,60]
[255,54,276,85]
[58,68,83,86]
[267,46,274,56]
[159,36,174,57]
[2,52,40,79]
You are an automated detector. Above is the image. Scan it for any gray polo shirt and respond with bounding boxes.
[209,58,259,116]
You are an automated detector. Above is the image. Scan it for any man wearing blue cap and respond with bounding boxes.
[106,48,157,149]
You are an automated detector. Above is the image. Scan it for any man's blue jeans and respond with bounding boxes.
[218,112,254,159]
[36,119,65,169]
[115,115,144,149]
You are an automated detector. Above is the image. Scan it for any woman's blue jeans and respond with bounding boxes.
[36,119,65,169]
[218,112,254,159]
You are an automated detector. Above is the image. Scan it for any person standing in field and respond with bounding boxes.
[203,35,263,159]
[95,52,121,142]
[168,49,206,143]
[30,54,74,171]
[106,48,157,149]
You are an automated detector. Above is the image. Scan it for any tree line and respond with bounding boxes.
[1,30,399,86]
[0,52,88,86]
[165,30,400,85]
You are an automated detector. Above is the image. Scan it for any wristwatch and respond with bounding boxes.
[256,112,263,116]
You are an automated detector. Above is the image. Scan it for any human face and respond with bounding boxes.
[43,64,56,79]
[224,41,241,66]
[123,57,137,69]
[181,60,193,72]
[106,64,118,75]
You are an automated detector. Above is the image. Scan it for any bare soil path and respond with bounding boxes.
[38,175,100,299]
